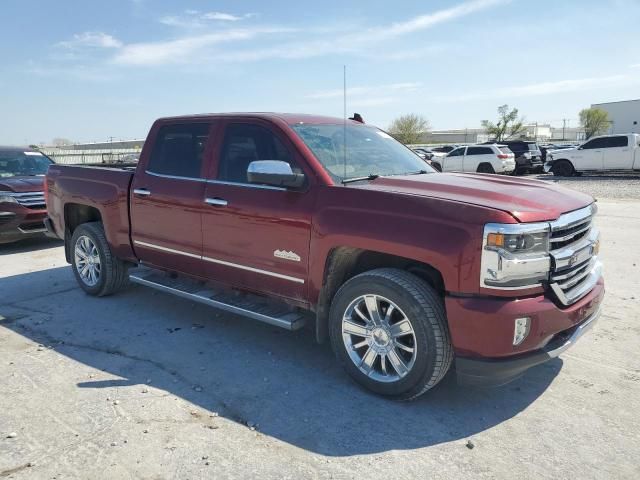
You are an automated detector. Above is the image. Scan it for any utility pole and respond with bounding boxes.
[562,118,568,141]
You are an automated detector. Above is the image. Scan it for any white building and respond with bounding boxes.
[420,124,552,144]
[591,99,640,134]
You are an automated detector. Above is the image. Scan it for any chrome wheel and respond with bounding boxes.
[74,235,101,286]
[342,294,417,383]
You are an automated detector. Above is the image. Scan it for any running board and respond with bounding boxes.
[129,267,308,331]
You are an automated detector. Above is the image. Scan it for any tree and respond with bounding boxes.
[579,107,610,139]
[388,114,430,145]
[481,104,526,141]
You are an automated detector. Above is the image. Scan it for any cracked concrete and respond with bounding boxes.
[1,198,639,479]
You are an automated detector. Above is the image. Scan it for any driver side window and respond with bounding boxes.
[448,147,465,157]
[218,124,297,183]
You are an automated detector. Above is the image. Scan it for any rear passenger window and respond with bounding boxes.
[147,124,210,178]
[466,147,492,155]
[448,147,465,157]
[606,136,628,148]
[218,124,296,183]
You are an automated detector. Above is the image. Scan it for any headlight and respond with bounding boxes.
[481,223,551,289]
[0,194,18,204]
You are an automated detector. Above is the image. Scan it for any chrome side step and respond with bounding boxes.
[129,268,308,331]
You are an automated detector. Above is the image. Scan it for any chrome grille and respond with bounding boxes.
[549,205,601,306]
[5,191,46,209]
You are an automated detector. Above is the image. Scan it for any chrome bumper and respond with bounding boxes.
[547,306,601,358]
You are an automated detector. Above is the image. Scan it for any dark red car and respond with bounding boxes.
[45,114,604,400]
[0,147,52,244]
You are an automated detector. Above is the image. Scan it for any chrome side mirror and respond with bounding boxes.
[247,160,305,188]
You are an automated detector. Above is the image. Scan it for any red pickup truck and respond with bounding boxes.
[0,147,51,244]
[45,113,604,400]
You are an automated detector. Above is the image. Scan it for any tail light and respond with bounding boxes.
[497,154,512,159]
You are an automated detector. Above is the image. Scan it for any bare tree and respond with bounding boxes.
[579,108,610,139]
[388,114,430,145]
[481,105,526,141]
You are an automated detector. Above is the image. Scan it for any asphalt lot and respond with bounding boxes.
[1,174,639,479]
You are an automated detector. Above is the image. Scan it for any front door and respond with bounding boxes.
[575,137,605,170]
[443,147,465,172]
[130,122,213,276]
[603,135,633,170]
[201,121,314,303]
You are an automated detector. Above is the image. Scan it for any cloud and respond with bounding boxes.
[112,27,293,66]
[60,0,506,67]
[358,0,509,41]
[58,31,123,49]
[431,74,640,103]
[202,12,244,22]
[307,82,423,99]
[159,10,256,28]
[630,63,640,68]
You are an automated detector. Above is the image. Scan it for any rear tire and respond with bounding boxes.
[329,268,453,401]
[71,222,129,297]
[477,163,495,174]
[552,160,574,177]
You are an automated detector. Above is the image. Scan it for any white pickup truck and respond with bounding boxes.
[544,134,640,176]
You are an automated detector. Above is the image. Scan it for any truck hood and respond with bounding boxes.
[353,172,594,223]
[0,175,45,193]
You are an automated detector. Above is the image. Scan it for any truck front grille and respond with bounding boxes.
[549,205,601,306]
[8,192,46,209]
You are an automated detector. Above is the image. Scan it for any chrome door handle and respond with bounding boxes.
[133,188,151,196]
[205,197,228,207]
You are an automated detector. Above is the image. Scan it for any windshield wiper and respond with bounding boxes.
[341,174,380,185]
[403,170,430,175]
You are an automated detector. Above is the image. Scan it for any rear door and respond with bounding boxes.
[575,137,606,170]
[602,135,633,170]
[464,146,494,171]
[200,120,315,303]
[130,122,214,276]
[443,147,465,172]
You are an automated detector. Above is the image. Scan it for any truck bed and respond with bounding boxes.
[46,163,136,261]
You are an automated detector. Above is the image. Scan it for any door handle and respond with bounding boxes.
[205,197,228,207]
[133,188,151,196]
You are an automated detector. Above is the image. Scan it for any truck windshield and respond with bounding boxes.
[0,151,52,177]
[291,124,434,182]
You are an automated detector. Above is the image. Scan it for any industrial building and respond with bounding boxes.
[591,99,640,134]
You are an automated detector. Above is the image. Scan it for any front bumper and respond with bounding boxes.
[456,306,601,386]
[0,207,48,244]
[446,277,604,386]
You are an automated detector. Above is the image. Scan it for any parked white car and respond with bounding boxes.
[544,134,640,176]
[432,144,516,174]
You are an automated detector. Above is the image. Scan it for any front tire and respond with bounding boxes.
[552,160,575,177]
[329,268,453,400]
[71,222,129,296]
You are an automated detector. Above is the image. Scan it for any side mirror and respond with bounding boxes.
[247,161,305,189]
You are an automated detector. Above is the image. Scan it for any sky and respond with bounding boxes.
[1,0,639,145]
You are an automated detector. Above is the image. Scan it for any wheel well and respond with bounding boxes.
[314,247,445,343]
[477,162,494,172]
[63,204,102,262]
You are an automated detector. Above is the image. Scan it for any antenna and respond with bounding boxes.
[343,65,347,181]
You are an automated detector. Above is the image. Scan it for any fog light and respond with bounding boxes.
[513,317,531,346]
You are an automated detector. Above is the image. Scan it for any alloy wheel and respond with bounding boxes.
[342,294,417,383]
[74,235,101,286]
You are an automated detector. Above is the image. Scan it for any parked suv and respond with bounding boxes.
[488,140,542,174]
[0,147,52,244]
[433,144,515,174]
